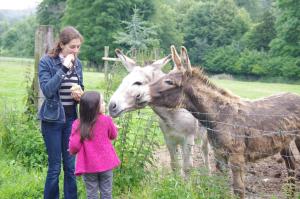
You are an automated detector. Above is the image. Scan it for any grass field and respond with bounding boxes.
[1,57,300,110]
[0,58,300,107]
[0,58,105,110]
[212,79,300,99]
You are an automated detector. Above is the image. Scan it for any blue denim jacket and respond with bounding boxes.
[38,55,84,123]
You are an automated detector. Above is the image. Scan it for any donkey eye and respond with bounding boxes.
[164,79,174,85]
[133,81,142,86]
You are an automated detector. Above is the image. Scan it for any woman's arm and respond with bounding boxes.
[76,59,84,91]
[38,56,67,98]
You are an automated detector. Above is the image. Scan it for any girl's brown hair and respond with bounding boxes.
[48,26,84,57]
[78,91,101,142]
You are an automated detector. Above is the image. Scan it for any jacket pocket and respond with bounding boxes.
[43,99,60,121]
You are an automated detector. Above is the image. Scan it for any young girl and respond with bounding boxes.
[69,91,120,199]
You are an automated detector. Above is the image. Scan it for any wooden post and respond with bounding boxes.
[104,46,109,81]
[33,25,54,112]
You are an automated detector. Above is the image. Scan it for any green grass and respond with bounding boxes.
[0,60,33,110]
[0,58,105,111]
[212,79,300,99]
[1,58,300,110]
[0,148,44,199]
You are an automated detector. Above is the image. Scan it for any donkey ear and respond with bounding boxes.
[180,46,192,73]
[115,48,136,72]
[171,45,183,71]
[151,54,172,70]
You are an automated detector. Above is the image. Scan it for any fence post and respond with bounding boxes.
[104,46,109,81]
[33,25,54,112]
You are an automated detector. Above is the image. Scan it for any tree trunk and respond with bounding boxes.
[27,25,54,114]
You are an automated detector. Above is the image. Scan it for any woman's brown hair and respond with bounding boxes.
[77,91,101,142]
[48,26,84,57]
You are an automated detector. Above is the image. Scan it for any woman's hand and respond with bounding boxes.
[63,54,75,69]
[70,84,83,101]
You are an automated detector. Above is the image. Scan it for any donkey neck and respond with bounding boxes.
[183,75,240,128]
[152,106,175,123]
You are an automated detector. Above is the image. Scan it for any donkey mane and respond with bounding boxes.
[189,67,240,101]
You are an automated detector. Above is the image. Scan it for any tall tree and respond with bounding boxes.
[150,2,183,53]
[37,0,66,33]
[0,16,37,57]
[62,0,154,64]
[114,8,159,51]
[270,0,300,57]
[183,0,250,64]
[243,9,276,51]
[234,0,263,21]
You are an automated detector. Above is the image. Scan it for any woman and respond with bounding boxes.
[38,26,84,199]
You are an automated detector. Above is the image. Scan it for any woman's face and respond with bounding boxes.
[60,38,81,57]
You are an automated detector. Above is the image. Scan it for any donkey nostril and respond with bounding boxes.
[109,102,117,111]
[136,94,141,100]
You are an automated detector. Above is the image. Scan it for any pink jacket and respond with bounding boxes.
[69,114,120,175]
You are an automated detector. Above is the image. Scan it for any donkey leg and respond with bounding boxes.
[294,137,300,179]
[214,152,228,173]
[159,121,181,174]
[229,154,245,199]
[294,137,300,153]
[164,135,181,174]
[280,147,296,195]
[200,133,211,174]
[182,134,194,178]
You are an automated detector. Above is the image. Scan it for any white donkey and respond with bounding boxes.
[108,49,211,176]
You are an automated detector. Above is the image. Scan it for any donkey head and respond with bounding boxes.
[108,49,171,117]
[147,45,192,109]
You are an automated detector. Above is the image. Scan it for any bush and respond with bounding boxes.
[234,49,269,76]
[0,149,44,199]
[0,104,47,170]
[204,44,241,74]
[119,169,233,199]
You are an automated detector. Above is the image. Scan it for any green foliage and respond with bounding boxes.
[62,0,155,64]
[0,16,37,57]
[183,0,250,64]
[0,20,9,37]
[204,43,242,74]
[242,9,276,51]
[235,49,269,76]
[120,169,233,199]
[204,41,300,78]
[150,2,183,53]
[113,111,161,194]
[114,8,159,51]
[234,0,268,21]
[270,0,300,57]
[0,151,45,199]
[0,105,47,170]
[37,0,66,34]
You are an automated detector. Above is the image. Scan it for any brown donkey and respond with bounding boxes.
[141,46,300,198]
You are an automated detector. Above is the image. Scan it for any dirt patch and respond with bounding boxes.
[154,142,300,198]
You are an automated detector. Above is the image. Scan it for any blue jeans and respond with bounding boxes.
[41,115,78,199]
